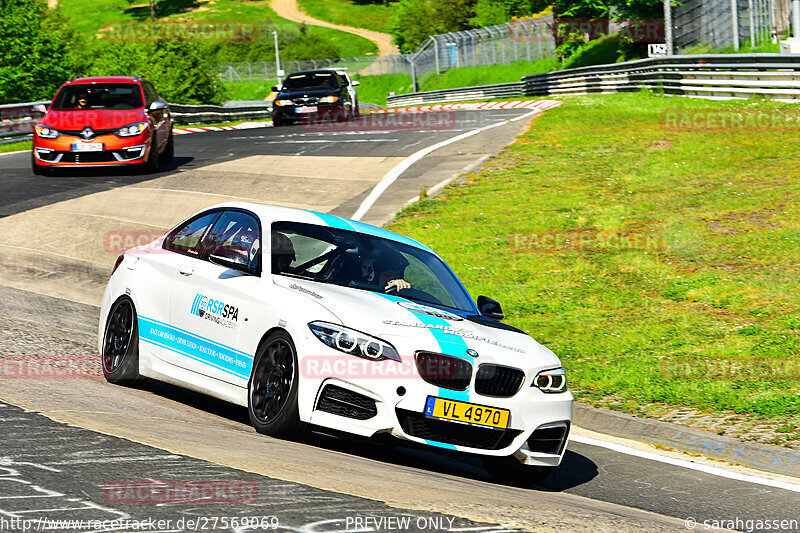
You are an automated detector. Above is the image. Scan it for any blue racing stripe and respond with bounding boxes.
[306,210,359,232]
[306,210,434,254]
[378,293,470,402]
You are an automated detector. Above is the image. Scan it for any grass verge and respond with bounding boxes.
[388,93,800,435]
[296,0,394,34]
[0,140,32,154]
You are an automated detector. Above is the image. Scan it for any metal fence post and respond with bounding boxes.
[731,0,740,50]
[665,0,674,54]
[749,0,756,47]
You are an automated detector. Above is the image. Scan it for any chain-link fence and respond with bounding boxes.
[674,0,789,51]
[407,16,556,83]
[216,16,556,85]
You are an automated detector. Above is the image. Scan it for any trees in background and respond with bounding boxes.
[0,0,77,103]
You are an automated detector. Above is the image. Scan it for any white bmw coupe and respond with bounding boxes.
[99,202,572,482]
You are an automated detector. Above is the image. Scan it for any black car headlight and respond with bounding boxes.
[35,124,59,139]
[275,100,293,107]
[318,96,339,103]
[533,368,568,393]
[117,122,148,137]
[309,321,400,362]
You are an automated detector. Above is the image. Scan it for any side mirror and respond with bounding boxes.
[148,100,167,112]
[33,104,47,114]
[209,244,252,272]
[351,80,360,86]
[477,295,504,321]
[271,86,281,92]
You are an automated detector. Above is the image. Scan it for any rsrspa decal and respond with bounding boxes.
[191,293,239,329]
[289,283,323,300]
[382,319,525,353]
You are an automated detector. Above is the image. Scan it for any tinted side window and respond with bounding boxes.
[164,211,221,256]
[205,211,261,273]
[142,82,158,105]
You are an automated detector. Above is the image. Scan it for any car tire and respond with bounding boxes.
[101,296,151,388]
[31,152,47,176]
[160,131,174,164]
[481,456,555,487]
[248,331,307,439]
[272,117,284,127]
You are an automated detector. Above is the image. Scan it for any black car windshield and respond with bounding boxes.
[272,221,477,313]
[281,72,339,91]
[51,84,143,111]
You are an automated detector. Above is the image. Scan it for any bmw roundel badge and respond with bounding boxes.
[466,349,479,358]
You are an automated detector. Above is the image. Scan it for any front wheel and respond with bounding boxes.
[101,297,150,387]
[481,456,555,487]
[31,152,47,176]
[248,331,306,439]
[160,131,174,164]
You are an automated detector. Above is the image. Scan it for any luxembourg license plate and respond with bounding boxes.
[424,396,509,429]
[295,106,317,113]
[71,143,103,152]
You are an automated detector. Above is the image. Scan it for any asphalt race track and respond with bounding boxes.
[1,108,798,533]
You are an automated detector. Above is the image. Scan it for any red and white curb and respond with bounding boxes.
[173,121,272,135]
[371,100,562,114]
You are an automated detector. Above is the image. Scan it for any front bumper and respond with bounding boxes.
[33,132,151,167]
[272,103,346,122]
[301,344,573,466]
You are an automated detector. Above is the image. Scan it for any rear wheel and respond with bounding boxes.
[272,117,285,127]
[248,331,306,438]
[481,456,554,487]
[101,297,150,387]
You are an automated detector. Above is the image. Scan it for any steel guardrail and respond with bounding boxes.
[386,82,523,108]
[0,101,274,144]
[386,53,800,107]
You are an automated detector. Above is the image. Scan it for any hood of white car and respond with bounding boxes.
[273,276,561,370]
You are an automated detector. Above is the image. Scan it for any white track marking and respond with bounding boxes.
[351,107,555,221]
[571,433,800,493]
[0,150,27,156]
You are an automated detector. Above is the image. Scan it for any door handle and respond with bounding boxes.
[179,265,193,276]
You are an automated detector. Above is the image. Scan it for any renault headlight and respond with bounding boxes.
[35,124,59,139]
[117,122,148,137]
[533,368,568,393]
[319,96,339,103]
[309,321,400,362]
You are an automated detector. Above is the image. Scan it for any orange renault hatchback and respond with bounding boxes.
[32,76,173,175]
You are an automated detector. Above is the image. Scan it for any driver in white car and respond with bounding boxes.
[370,251,411,293]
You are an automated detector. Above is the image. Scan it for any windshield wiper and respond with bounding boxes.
[281,272,332,284]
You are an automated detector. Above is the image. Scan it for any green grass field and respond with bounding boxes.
[388,93,800,437]
[0,141,32,154]
[58,0,377,57]
[296,0,394,34]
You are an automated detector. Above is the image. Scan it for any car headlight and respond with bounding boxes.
[533,368,567,393]
[318,96,339,103]
[34,124,59,139]
[275,100,294,106]
[117,122,148,137]
[308,321,400,362]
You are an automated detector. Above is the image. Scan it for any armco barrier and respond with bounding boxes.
[387,53,800,107]
[0,101,273,144]
[386,82,523,108]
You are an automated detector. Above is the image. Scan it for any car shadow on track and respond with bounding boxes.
[145,380,597,491]
[40,156,194,178]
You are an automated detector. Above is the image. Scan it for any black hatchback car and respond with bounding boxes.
[271,70,359,126]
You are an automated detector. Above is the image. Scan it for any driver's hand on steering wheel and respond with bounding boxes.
[385,278,411,292]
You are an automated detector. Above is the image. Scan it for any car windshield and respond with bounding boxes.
[282,72,339,91]
[51,83,143,111]
[272,222,477,313]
